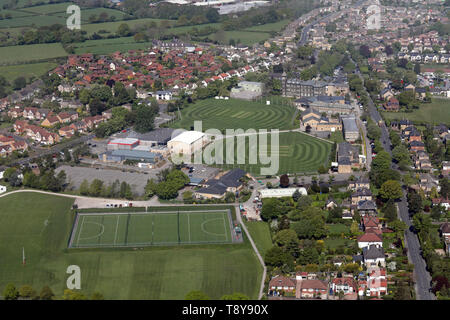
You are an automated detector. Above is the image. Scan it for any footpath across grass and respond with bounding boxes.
[244,221,273,258]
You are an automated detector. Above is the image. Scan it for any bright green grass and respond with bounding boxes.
[244,221,273,258]
[171,98,296,131]
[381,98,450,125]
[212,131,332,176]
[0,192,262,299]
[0,43,67,64]
[71,210,232,247]
[0,61,57,80]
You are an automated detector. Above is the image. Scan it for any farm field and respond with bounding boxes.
[243,19,290,32]
[0,43,67,64]
[213,30,272,46]
[0,61,58,81]
[213,131,332,176]
[0,192,261,299]
[70,209,233,248]
[171,98,297,131]
[381,98,450,125]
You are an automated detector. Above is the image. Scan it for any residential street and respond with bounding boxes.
[352,60,436,300]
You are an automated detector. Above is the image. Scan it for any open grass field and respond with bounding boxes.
[381,98,450,125]
[0,43,67,64]
[0,192,261,299]
[74,36,154,55]
[213,131,332,176]
[244,221,273,258]
[171,98,297,131]
[213,30,272,46]
[70,209,233,248]
[243,19,290,32]
[0,61,58,80]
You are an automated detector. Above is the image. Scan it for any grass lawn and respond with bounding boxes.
[324,237,353,249]
[327,223,350,235]
[382,98,450,125]
[0,43,67,64]
[211,131,332,176]
[244,221,273,258]
[0,192,261,299]
[0,61,58,81]
[171,97,297,131]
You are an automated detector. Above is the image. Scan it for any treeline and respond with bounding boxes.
[120,1,220,22]
[2,154,67,192]
[2,282,103,300]
[79,178,134,200]
[145,168,189,200]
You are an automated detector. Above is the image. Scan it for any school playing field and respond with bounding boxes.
[213,131,332,176]
[70,209,233,248]
[170,97,297,131]
[0,193,261,299]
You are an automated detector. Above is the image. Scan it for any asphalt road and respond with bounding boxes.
[351,57,435,300]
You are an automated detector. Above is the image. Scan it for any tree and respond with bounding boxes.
[264,245,293,268]
[379,180,403,201]
[39,285,54,300]
[3,283,19,300]
[62,289,87,300]
[117,23,131,37]
[292,189,301,202]
[185,290,210,300]
[13,76,26,90]
[89,179,104,197]
[407,192,423,215]
[220,292,249,300]
[279,174,289,187]
[91,292,104,300]
[79,179,89,196]
[383,199,398,222]
[359,45,371,58]
[19,285,35,299]
[261,198,281,220]
[350,220,360,235]
[133,103,158,133]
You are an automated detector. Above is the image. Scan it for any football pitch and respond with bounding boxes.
[69,210,234,248]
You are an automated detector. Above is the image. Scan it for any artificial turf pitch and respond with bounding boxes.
[70,210,233,248]
[0,193,262,299]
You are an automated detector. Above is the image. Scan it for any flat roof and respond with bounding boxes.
[169,131,205,145]
[259,188,307,198]
[108,138,139,145]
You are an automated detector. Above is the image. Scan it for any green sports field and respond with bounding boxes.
[0,193,262,299]
[70,210,233,248]
[170,98,297,131]
[211,131,332,176]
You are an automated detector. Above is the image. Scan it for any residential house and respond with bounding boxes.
[268,275,296,295]
[357,232,383,249]
[296,279,328,299]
